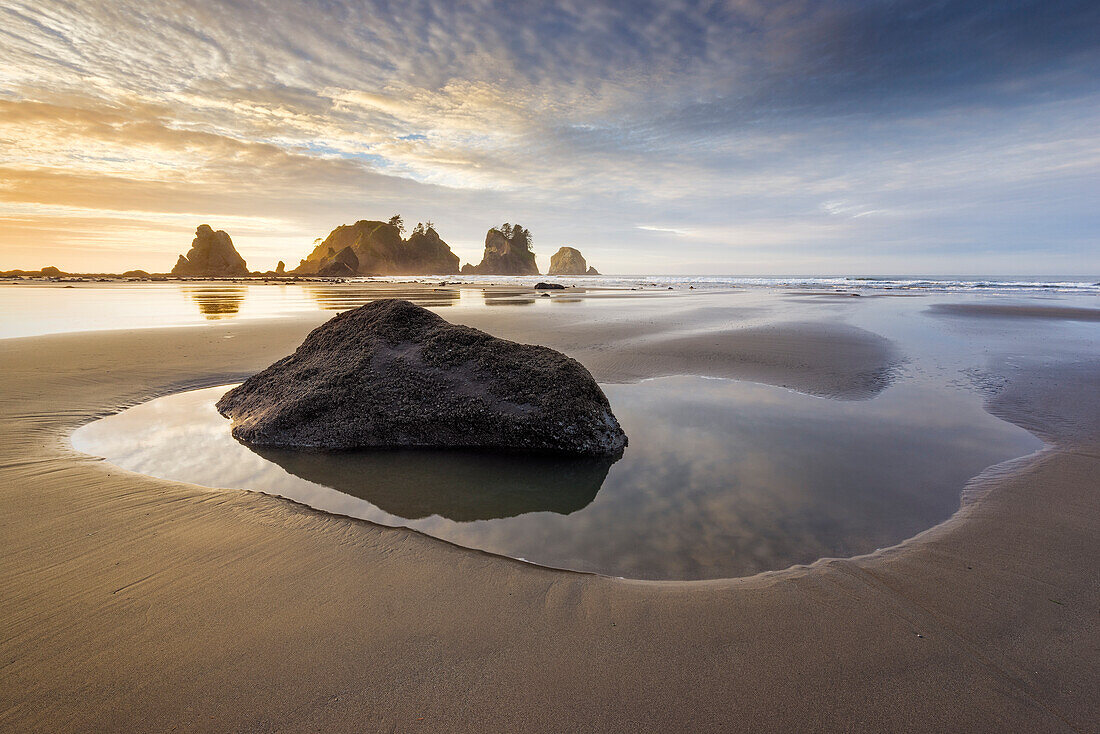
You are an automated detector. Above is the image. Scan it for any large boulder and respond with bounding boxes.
[548,246,588,275]
[171,225,248,276]
[463,225,539,275]
[294,221,460,275]
[217,299,627,456]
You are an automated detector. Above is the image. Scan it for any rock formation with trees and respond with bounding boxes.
[293,219,460,275]
[461,224,539,275]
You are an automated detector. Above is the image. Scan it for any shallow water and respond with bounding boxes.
[3,277,1096,339]
[72,375,1040,580]
[0,282,513,339]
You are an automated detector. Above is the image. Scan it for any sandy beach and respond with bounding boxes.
[0,283,1096,732]
[6,0,1099,728]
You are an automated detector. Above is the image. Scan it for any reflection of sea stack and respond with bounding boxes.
[294,221,460,275]
[461,225,539,275]
[217,299,627,456]
[171,225,248,276]
[548,246,599,275]
[186,286,246,319]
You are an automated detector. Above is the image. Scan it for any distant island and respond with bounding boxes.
[295,217,602,277]
[0,216,606,278]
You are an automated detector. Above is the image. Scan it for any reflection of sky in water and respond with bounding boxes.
[72,376,1040,580]
[0,283,585,338]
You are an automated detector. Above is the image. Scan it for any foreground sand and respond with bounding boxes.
[1,290,1098,732]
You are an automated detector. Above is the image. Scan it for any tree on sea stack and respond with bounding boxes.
[463,223,539,275]
[388,214,405,234]
[292,220,460,275]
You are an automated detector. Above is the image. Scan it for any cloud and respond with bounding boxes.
[0,0,1097,273]
[636,225,691,235]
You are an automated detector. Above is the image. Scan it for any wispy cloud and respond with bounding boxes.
[637,225,691,235]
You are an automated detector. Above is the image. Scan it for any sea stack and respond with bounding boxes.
[462,224,539,275]
[316,246,359,276]
[171,225,248,276]
[294,221,460,275]
[548,247,590,275]
[216,299,627,456]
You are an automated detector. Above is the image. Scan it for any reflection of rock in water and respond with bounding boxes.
[251,446,615,521]
[185,286,246,319]
[303,284,459,311]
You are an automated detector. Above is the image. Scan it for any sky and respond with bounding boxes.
[1,0,1098,275]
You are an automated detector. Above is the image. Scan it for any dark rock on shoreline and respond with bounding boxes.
[217,299,627,456]
[535,282,566,290]
[171,225,248,276]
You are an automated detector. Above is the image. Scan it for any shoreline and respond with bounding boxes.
[67,378,1052,585]
[2,293,1097,731]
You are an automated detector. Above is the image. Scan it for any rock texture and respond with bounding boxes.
[294,221,459,275]
[463,226,539,275]
[548,247,588,275]
[217,299,627,456]
[171,225,248,276]
[586,265,600,275]
[317,246,359,276]
[275,261,285,274]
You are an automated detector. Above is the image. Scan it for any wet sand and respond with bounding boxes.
[1,288,1098,732]
[928,302,1100,322]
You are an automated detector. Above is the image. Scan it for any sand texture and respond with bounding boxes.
[928,302,1100,322]
[1,293,1098,732]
